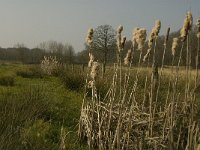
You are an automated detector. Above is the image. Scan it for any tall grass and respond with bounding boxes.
[79,13,200,150]
[0,85,51,149]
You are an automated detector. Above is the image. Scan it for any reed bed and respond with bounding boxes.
[79,12,200,150]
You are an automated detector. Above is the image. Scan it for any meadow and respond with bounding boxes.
[0,59,199,150]
[0,11,200,150]
[0,63,88,150]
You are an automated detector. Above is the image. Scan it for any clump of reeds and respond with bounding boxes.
[79,13,200,150]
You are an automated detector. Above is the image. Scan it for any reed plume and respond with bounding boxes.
[164,27,170,46]
[86,28,94,46]
[121,36,126,49]
[88,53,95,68]
[117,25,126,52]
[171,38,179,56]
[90,62,100,80]
[153,20,161,36]
[124,49,132,65]
[180,11,193,41]
[133,28,147,51]
[143,20,161,62]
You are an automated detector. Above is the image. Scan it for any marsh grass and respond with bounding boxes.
[16,65,44,78]
[79,18,200,149]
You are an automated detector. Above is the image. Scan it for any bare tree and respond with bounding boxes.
[14,43,26,48]
[64,44,75,64]
[93,25,116,74]
[38,41,75,64]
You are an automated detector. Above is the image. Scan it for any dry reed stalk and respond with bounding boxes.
[195,19,200,89]
[184,12,193,99]
[142,22,161,128]
[155,27,171,117]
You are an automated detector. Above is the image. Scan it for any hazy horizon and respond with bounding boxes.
[0,0,200,51]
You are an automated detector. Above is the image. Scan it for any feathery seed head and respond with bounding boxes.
[197,19,200,27]
[90,62,100,80]
[164,27,170,45]
[197,33,200,38]
[117,25,123,34]
[117,25,125,52]
[88,53,95,68]
[117,35,122,52]
[180,12,193,41]
[154,20,161,36]
[86,28,94,46]
[171,38,179,56]
[137,28,147,51]
[132,28,147,51]
[121,36,126,49]
[186,11,193,30]
[148,31,154,49]
[143,48,151,62]
[132,28,139,48]
[124,49,132,65]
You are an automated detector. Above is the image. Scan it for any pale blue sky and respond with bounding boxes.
[0,0,199,51]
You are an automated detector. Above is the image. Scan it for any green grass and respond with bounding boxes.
[0,64,88,150]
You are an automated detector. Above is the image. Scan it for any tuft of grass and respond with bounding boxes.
[0,85,51,149]
[0,74,15,86]
[16,65,44,78]
[60,70,85,91]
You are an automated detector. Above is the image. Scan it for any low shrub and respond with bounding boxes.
[0,74,15,86]
[16,66,44,78]
[61,71,85,91]
[41,56,62,76]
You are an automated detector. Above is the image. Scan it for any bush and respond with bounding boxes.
[16,66,44,78]
[0,74,15,86]
[61,71,85,91]
[41,56,62,76]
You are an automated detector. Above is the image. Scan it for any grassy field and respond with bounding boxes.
[0,64,88,150]
[0,63,200,149]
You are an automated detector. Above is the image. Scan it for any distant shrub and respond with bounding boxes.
[41,56,62,76]
[61,71,85,91]
[0,74,15,86]
[16,66,44,78]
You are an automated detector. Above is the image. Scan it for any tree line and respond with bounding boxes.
[0,41,75,64]
[0,25,199,68]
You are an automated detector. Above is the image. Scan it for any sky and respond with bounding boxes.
[0,0,200,51]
